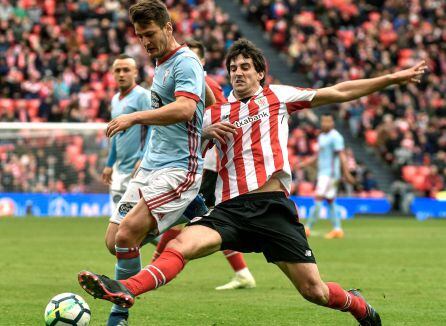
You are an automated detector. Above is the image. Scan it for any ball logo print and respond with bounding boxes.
[44,293,90,326]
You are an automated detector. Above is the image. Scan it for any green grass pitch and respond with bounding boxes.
[0,216,445,325]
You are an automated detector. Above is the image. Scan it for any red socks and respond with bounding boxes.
[121,248,185,296]
[222,250,247,272]
[151,228,182,262]
[326,282,367,320]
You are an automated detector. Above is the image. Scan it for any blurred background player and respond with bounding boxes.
[152,39,256,290]
[302,113,356,239]
[102,54,151,213]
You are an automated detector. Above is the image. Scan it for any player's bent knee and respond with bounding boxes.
[115,225,139,247]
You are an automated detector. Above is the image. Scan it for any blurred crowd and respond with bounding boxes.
[2,0,444,198]
[241,0,446,198]
[0,0,239,123]
[0,129,107,193]
[0,0,241,193]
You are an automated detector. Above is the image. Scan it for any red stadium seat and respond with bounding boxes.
[0,99,14,110]
[412,174,427,191]
[298,182,314,196]
[368,190,386,198]
[417,166,430,177]
[365,130,378,146]
[402,165,417,182]
[27,99,40,118]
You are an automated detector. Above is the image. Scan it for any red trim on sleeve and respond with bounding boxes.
[286,101,312,114]
[175,91,200,102]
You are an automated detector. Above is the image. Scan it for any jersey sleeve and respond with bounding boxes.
[269,84,316,113]
[106,136,117,167]
[173,56,204,102]
[333,132,345,152]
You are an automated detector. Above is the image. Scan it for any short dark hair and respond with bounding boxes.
[129,0,170,28]
[186,39,205,60]
[225,39,266,86]
[115,54,134,61]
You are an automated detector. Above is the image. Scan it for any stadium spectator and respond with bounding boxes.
[240,0,446,195]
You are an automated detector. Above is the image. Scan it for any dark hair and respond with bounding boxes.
[225,39,266,86]
[186,39,205,60]
[129,0,170,28]
[115,54,135,61]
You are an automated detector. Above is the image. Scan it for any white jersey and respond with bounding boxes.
[203,85,316,204]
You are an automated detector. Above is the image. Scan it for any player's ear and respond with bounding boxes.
[165,21,173,35]
[257,71,265,82]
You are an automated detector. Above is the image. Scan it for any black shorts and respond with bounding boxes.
[188,192,316,264]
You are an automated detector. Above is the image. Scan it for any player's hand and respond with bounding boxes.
[102,167,113,185]
[203,122,237,144]
[391,61,428,85]
[106,115,135,137]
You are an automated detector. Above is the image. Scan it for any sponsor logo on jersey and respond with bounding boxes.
[151,91,163,109]
[254,96,268,107]
[162,69,170,85]
[234,111,269,128]
[305,250,312,257]
[118,202,135,217]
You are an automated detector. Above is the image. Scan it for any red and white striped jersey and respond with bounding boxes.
[203,84,316,205]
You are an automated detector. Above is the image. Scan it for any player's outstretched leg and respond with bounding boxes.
[79,225,222,308]
[348,289,382,325]
[78,271,135,308]
[215,250,256,290]
[277,262,381,325]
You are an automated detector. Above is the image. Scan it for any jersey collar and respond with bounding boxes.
[118,84,137,100]
[228,86,263,103]
[157,44,187,65]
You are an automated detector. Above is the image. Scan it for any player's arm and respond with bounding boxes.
[205,83,216,108]
[299,154,317,168]
[338,150,356,185]
[107,57,205,137]
[102,136,116,185]
[106,96,197,137]
[311,61,428,108]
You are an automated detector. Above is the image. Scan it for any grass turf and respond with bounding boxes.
[0,217,445,325]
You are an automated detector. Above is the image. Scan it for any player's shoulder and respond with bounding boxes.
[133,85,150,96]
[330,129,344,140]
[175,48,202,67]
[111,92,120,103]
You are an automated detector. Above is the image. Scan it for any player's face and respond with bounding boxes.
[112,59,137,91]
[321,116,334,132]
[229,55,264,99]
[134,21,171,59]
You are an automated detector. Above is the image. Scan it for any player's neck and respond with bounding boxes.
[119,83,137,99]
[234,90,257,102]
[157,40,183,64]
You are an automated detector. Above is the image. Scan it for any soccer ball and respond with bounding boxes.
[44,293,91,326]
